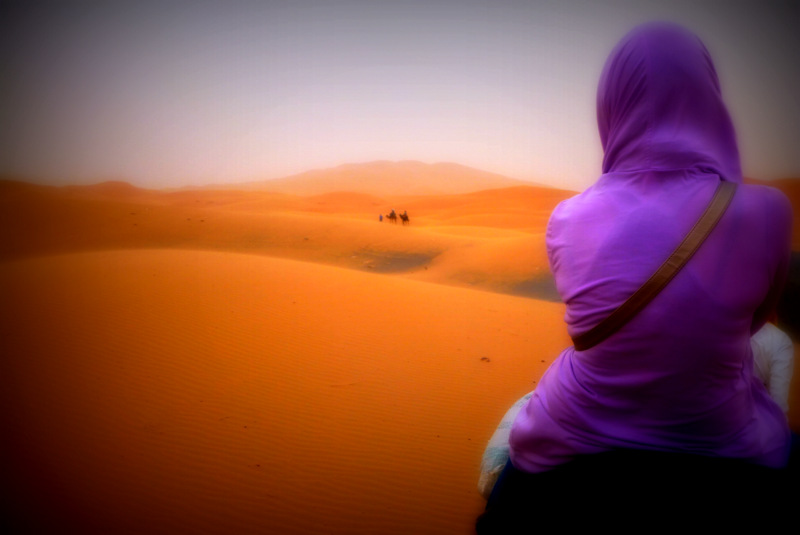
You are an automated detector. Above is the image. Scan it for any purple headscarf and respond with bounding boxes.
[597,22,742,183]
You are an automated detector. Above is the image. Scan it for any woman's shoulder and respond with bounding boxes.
[735,181,793,225]
[738,180,789,202]
[547,184,604,225]
[546,177,793,240]
[732,183,793,271]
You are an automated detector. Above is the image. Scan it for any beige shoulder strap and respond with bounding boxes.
[571,181,737,351]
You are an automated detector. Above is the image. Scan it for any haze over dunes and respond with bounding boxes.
[226,160,531,196]
[3,162,799,533]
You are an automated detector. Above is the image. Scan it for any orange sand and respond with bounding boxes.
[0,178,572,533]
[1,175,798,533]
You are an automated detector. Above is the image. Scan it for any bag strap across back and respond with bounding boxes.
[571,180,737,352]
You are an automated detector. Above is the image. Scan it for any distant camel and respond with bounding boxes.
[399,213,410,226]
[386,212,397,224]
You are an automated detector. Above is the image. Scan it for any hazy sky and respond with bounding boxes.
[2,0,799,190]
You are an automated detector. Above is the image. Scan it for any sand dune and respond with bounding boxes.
[2,249,569,534]
[0,179,573,299]
[2,174,798,533]
[1,178,574,533]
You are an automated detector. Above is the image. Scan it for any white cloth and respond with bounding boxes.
[751,323,795,414]
[477,392,532,500]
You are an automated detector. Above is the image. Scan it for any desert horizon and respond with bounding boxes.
[2,160,799,533]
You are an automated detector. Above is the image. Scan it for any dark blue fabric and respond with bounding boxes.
[477,449,797,533]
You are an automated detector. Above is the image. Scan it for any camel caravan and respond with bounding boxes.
[382,209,410,226]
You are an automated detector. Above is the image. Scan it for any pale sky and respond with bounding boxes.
[1,0,798,191]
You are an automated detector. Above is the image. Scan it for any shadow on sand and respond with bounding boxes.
[509,276,561,303]
[354,251,434,274]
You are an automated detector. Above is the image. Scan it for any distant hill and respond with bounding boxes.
[223,161,531,196]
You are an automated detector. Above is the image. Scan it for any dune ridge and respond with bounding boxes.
[0,179,574,300]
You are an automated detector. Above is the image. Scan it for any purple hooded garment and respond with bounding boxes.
[509,22,793,472]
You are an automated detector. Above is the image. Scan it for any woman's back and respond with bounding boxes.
[508,23,792,474]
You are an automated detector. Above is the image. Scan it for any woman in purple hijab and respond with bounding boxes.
[479,22,793,529]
